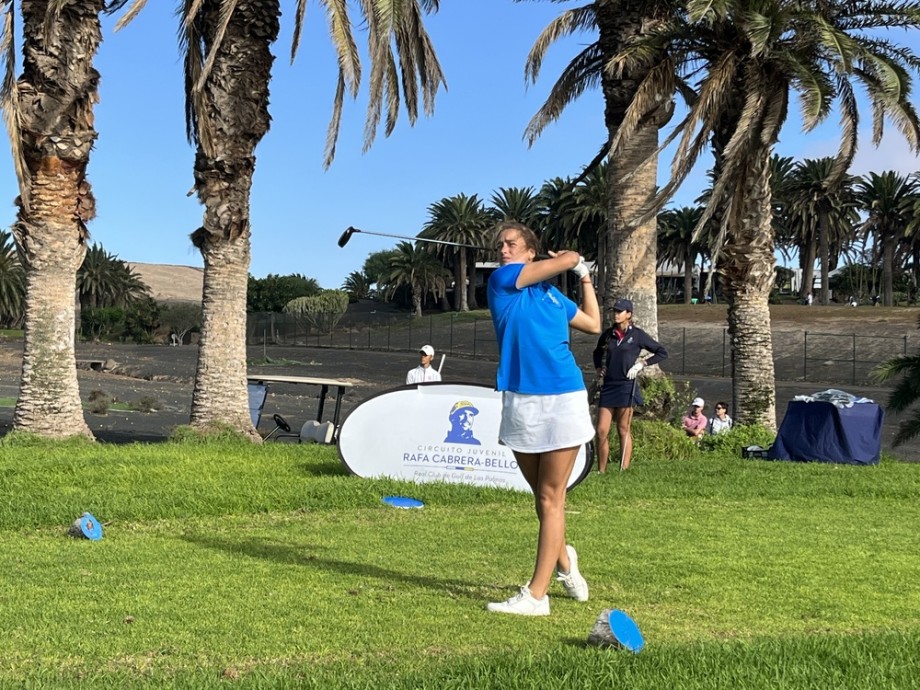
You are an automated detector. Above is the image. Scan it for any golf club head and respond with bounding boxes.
[338,226,358,248]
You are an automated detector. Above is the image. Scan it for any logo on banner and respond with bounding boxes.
[444,400,481,445]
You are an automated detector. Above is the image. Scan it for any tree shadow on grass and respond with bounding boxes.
[295,461,350,477]
[182,532,492,601]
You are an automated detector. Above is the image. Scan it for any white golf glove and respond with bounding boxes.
[626,361,644,380]
[571,256,590,280]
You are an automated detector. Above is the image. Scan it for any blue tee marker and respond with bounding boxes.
[608,609,644,653]
[381,496,424,509]
[69,512,103,541]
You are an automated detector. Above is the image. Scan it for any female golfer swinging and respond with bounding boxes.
[486,221,601,616]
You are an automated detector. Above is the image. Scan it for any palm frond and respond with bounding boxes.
[524,43,603,145]
[112,0,149,31]
[524,5,596,84]
[323,73,347,169]
[325,0,361,98]
[194,0,239,93]
[290,0,308,62]
[0,2,27,210]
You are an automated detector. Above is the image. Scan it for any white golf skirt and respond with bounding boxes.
[499,389,595,454]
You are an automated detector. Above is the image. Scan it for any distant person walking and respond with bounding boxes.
[485,221,600,617]
[406,345,441,384]
[592,298,668,472]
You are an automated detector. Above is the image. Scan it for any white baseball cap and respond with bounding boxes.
[420,345,435,357]
[692,397,704,408]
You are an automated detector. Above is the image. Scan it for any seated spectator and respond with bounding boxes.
[707,401,733,435]
[683,397,707,441]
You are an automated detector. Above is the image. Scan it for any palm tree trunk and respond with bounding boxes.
[191,226,255,436]
[10,0,105,438]
[603,120,661,336]
[881,232,895,306]
[15,251,90,437]
[466,252,478,309]
[413,286,423,318]
[723,153,777,431]
[683,246,693,304]
[799,229,817,300]
[452,256,462,311]
[187,0,279,438]
[458,247,469,312]
[597,2,668,339]
[818,211,830,304]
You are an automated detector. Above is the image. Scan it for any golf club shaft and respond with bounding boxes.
[621,377,638,471]
[339,226,490,252]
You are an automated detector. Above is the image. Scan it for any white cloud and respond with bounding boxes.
[849,129,920,176]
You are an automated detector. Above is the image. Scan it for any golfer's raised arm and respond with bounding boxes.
[569,268,601,335]
[515,249,580,287]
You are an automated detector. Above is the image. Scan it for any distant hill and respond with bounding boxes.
[129,262,203,304]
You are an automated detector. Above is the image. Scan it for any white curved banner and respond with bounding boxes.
[338,383,592,492]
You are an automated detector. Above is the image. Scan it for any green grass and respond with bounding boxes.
[0,435,918,688]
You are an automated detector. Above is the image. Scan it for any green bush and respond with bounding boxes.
[87,389,111,415]
[632,418,702,461]
[130,396,161,413]
[284,289,350,334]
[638,373,693,426]
[699,423,776,454]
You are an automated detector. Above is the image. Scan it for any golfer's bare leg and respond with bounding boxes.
[517,447,578,599]
[614,407,634,470]
[595,407,613,473]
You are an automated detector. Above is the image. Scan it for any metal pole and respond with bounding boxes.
[804,332,808,382]
[852,333,857,385]
[682,328,687,375]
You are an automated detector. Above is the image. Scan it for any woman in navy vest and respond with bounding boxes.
[593,300,667,472]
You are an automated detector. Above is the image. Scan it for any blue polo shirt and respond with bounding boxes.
[488,263,583,394]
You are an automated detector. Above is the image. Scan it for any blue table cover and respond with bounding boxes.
[767,400,884,465]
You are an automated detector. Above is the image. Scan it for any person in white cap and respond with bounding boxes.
[406,345,441,385]
[682,397,707,441]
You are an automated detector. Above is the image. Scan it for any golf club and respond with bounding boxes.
[338,226,491,252]
[620,376,638,472]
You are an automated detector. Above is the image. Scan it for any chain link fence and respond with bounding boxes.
[248,312,910,386]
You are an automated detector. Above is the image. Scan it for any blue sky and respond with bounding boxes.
[1,2,918,289]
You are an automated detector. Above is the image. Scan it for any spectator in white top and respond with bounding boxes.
[406,345,442,384]
[707,401,733,435]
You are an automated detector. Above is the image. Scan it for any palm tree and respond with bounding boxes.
[657,206,705,304]
[77,244,149,311]
[341,271,371,301]
[786,158,859,305]
[124,0,447,437]
[490,187,544,230]
[0,0,133,438]
[0,230,24,328]
[522,0,677,339]
[421,194,493,312]
[855,171,920,306]
[386,242,449,318]
[608,0,920,429]
[535,177,580,251]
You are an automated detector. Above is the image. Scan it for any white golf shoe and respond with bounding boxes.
[556,544,589,601]
[486,586,550,616]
